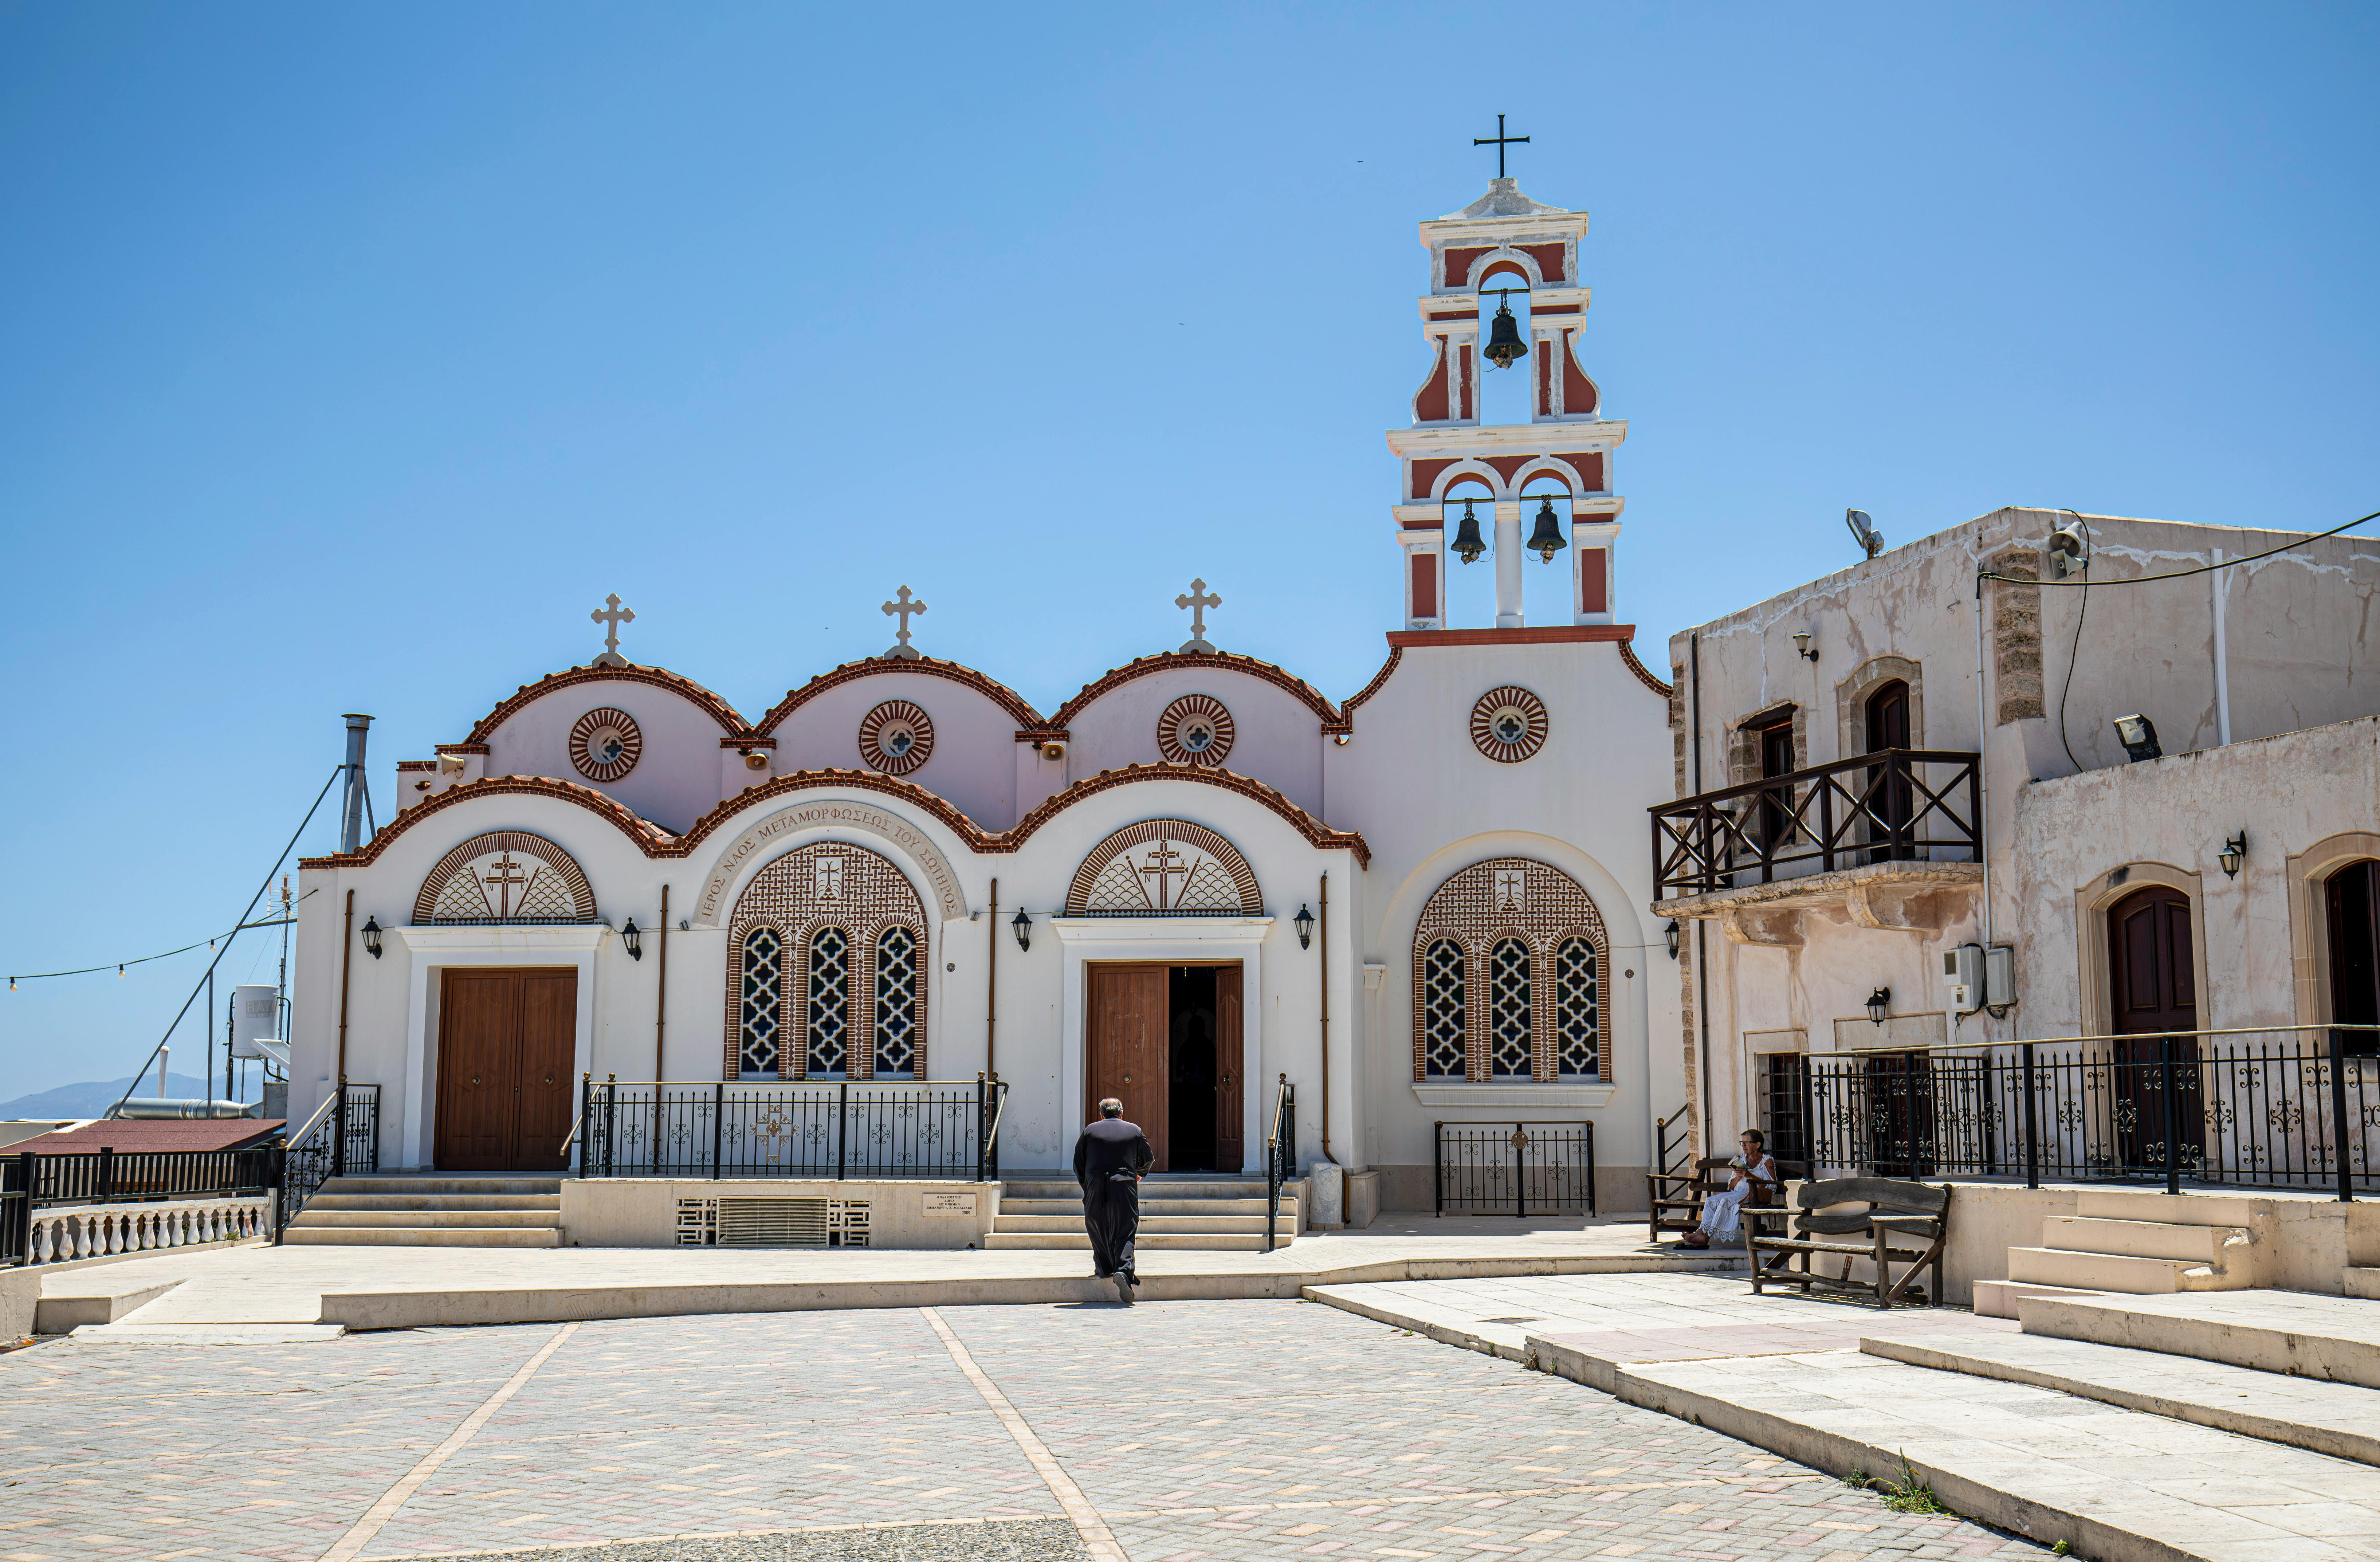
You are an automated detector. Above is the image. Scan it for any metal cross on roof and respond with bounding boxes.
[590,594,635,668]
[881,585,927,660]
[1175,578,1221,654]
[1473,114,1530,179]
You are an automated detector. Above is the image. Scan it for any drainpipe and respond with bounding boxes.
[339,714,373,855]
[986,878,999,1078]
[1971,563,1994,948]
[1319,872,1333,1163]
[653,885,669,1079]
[335,888,355,1088]
[1691,633,1711,1158]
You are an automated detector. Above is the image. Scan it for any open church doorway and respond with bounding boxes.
[1085,962,1244,1172]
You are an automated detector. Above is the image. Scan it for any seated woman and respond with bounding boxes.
[1681,1130,1778,1248]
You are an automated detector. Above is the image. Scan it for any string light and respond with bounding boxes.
[118,965,127,977]
[3,895,310,986]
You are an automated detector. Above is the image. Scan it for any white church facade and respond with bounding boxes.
[290,173,1682,1220]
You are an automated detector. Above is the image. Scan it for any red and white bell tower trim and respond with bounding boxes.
[1387,154,1627,631]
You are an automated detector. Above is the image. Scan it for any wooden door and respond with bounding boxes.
[1865,680,1913,861]
[435,968,577,1171]
[1087,965,1169,1170]
[2109,887,2201,1175]
[1214,965,1245,1172]
[2328,860,2380,1054]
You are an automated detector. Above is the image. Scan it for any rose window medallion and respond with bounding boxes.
[1470,686,1548,764]
[569,708,643,782]
[858,700,935,776]
[1156,694,1235,768]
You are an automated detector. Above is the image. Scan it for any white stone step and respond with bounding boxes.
[325,1176,563,1196]
[980,1231,1276,1252]
[280,1225,562,1248]
[2042,1214,2250,1264]
[2347,1267,2380,1301]
[2073,1187,2267,1227]
[2005,1245,2244,1294]
[308,1192,563,1212]
[289,1208,562,1230]
[2018,1288,2380,1386]
[1862,1323,2380,1467]
[1000,1197,1281,1217]
[991,1213,1276,1235]
[1971,1279,2106,1319]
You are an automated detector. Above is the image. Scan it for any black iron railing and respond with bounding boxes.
[1795,1026,2380,1197]
[1435,1121,1596,1216]
[276,1082,381,1240]
[1264,1074,1296,1251]
[1649,749,1981,900]
[1654,1101,1693,1181]
[0,1155,27,1267]
[30,1147,276,1207]
[576,1075,1008,1181]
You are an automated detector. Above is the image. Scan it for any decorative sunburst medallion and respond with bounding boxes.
[858,700,935,775]
[1156,694,1235,768]
[1470,686,1548,764]
[569,707,643,782]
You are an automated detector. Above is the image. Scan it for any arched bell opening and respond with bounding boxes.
[1438,475,1498,630]
[1474,266,1534,427]
[1517,472,1573,568]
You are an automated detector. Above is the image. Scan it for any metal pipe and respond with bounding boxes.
[653,886,670,1078]
[1971,567,1994,946]
[986,878,998,1076]
[1690,632,1711,1158]
[335,889,355,1086]
[339,714,373,855]
[1319,872,1333,1163]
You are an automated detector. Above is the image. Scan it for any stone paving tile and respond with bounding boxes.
[0,1298,2055,1562]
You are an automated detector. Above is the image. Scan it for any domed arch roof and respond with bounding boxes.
[755,656,1044,735]
[1045,651,1345,731]
[464,663,751,745]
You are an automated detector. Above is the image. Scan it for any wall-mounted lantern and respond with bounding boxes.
[1012,908,1033,953]
[621,918,643,960]
[2219,833,2247,879]
[1665,919,1681,960]
[361,917,384,959]
[1792,632,1818,663]
[1865,986,1892,1027]
[1294,903,1316,950]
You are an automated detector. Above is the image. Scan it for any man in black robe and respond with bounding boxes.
[1073,1097,1154,1305]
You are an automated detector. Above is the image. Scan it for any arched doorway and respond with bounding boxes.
[2328,859,2380,1055]
[2108,884,2202,1176]
[1865,678,1912,862]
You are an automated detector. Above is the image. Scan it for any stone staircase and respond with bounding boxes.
[282,1176,563,1247]
[987,1174,1304,1252]
[1979,1187,2256,1316]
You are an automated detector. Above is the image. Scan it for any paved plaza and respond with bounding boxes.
[0,1295,2051,1562]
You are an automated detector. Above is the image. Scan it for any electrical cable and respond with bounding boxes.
[1983,507,2377,590]
[6,891,315,987]
[2055,511,2092,773]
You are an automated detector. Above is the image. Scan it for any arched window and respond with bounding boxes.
[738,927,782,1080]
[2328,859,2379,1056]
[1489,939,1533,1078]
[808,929,850,1079]
[1555,938,1598,1080]
[875,926,918,1079]
[1422,940,1466,1077]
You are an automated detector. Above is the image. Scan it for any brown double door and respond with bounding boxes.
[435,968,576,1171]
[1086,963,1244,1173]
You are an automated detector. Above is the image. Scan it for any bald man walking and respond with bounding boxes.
[1073,1097,1155,1305]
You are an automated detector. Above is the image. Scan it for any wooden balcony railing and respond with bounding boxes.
[1649,748,1981,901]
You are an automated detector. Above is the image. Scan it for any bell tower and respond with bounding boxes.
[1388,130,1627,631]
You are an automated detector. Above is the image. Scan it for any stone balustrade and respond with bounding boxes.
[25,1195,273,1266]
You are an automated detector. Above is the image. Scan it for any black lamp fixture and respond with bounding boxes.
[1451,498,1487,564]
[1525,496,1568,562]
[2219,832,2247,879]
[2113,713,2163,763]
[1665,919,1681,961]
[621,918,642,960]
[1865,986,1892,1027]
[1294,903,1315,950]
[1792,631,1818,662]
[361,916,384,959]
[1011,908,1032,953]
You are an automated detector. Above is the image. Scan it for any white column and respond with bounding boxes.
[1493,499,1524,627]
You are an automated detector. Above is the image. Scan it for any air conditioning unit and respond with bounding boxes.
[717,1197,827,1247]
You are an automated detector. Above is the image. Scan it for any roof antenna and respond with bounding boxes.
[1846,508,1885,560]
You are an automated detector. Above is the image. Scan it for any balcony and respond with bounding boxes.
[1649,750,1982,940]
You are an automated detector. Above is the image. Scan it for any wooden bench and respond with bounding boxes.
[1646,1157,1803,1247]
[1748,1176,1949,1308]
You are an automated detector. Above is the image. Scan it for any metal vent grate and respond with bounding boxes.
[717,1197,828,1247]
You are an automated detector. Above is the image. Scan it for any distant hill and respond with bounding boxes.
[0,1072,249,1121]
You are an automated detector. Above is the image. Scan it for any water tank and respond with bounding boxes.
[232,984,280,1056]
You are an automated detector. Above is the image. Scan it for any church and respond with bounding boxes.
[291,163,1682,1227]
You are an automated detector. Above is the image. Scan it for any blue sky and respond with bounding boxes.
[3,3,2375,1096]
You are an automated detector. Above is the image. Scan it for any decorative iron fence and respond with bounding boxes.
[575,1076,1008,1182]
[276,1083,381,1239]
[1435,1121,1597,1216]
[29,1147,276,1206]
[7,1143,279,1267]
[0,1155,25,1267]
[1264,1075,1296,1250]
[1649,749,1981,900]
[1794,1026,2380,1196]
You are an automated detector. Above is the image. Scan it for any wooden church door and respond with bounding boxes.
[435,968,577,1171]
[1087,965,1169,1170]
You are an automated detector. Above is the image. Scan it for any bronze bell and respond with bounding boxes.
[1527,495,1568,561]
[1451,499,1487,564]
[1483,298,1528,369]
